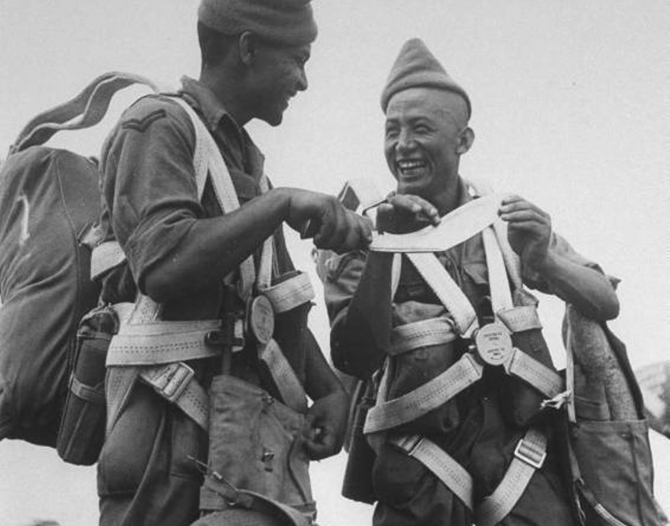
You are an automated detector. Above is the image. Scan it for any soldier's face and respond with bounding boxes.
[384,88,467,202]
[251,42,311,126]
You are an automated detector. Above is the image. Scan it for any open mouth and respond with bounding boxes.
[397,159,428,177]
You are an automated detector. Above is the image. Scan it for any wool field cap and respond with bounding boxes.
[198,0,318,47]
[381,38,471,120]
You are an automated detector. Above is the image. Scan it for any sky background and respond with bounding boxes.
[1,1,669,524]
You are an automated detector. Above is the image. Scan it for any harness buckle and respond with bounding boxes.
[473,322,513,366]
[514,435,546,469]
[150,361,195,403]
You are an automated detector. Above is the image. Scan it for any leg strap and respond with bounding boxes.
[390,434,474,510]
[475,427,547,526]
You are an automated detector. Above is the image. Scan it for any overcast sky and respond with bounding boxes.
[1,1,669,524]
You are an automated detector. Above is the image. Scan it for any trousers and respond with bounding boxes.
[97,382,206,526]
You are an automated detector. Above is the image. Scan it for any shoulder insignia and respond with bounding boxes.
[122,108,168,132]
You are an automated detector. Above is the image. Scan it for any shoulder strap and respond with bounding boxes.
[10,71,158,154]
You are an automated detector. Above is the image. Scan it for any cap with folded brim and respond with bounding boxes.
[198,0,317,47]
[381,38,471,119]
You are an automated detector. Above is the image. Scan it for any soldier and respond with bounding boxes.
[94,1,372,525]
[322,38,619,525]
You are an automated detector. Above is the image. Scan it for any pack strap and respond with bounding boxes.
[364,353,483,434]
[258,339,308,414]
[10,71,159,154]
[474,428,547,526]
[391,434,474,510]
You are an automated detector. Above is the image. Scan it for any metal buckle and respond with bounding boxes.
[395,435,424,456]
[151,362,195,403]
[514,436,546,469]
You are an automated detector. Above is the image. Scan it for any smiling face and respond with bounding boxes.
[248,41,311,126]
[384,87,472,208]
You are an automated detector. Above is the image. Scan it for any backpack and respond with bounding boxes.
[0,72,157,449]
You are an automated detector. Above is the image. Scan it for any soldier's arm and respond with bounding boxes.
[102,98,371,304]
[500,195,619,321]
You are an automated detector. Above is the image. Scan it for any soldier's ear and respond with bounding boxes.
[238,31,258,65]
[457,127,475,155]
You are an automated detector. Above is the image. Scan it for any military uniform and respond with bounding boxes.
[97,77,309,526]
[323,180,606,526]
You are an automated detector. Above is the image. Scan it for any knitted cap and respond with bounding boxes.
[198,0,317,47]
[381,38,471,119]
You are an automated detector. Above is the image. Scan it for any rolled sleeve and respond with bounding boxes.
[100,96,202,293]
[522,232,619,293]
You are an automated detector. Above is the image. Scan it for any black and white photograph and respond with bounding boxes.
[1,1,668,525]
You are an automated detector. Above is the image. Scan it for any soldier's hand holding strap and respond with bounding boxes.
[302,388,349,460]
[282,188,373,253]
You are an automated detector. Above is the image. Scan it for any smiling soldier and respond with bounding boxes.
[322,38,620,526]
[94,1,372,525]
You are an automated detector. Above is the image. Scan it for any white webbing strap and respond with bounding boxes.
[474,428,547,526]
[174,98,260,301]
[364,353,483,434]
[262,272,315,314]
[505,347,565,399]
[391,434,474,510]
[482,225,514,315]
[369,193,504,253]
[389,317,458,356]
[178,104,305,411]
[106,319,222,366]
[496,306,542,333]
[406,252,479,338]
[258,339,308,413]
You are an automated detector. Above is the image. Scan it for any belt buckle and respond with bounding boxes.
[514,435,546,469]
[473,322,513,366]
[154,362,195,403]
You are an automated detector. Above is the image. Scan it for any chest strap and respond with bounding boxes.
[364,311,564,434]
[474,427,547,526]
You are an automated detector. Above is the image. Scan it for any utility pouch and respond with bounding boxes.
[199,374,316,524]
[342,379,377,504]
[57,304,119,465]
[571,418,666,526]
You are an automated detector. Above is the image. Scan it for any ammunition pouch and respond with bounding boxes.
[57,304,119,465]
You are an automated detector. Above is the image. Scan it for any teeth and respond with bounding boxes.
[398,160,426,173]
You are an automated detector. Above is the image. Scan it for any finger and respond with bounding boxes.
[506,219,550,235]
[499,209,550,225]
[499,198,548,218]
[313,201,342,248]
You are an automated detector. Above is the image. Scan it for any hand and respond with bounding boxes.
[284,189,373,253]
[376,192,440,234]
[302,389,349,460]
[498,194,551,270]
